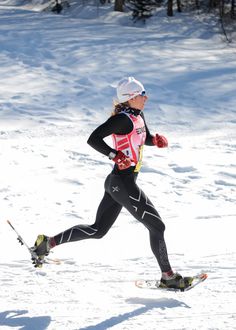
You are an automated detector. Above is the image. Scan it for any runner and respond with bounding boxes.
[33,77,191,289]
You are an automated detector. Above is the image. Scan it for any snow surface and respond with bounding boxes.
[0,1,236,329]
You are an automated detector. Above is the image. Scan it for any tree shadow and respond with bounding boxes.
[79,297,190,330]
[0,310,51,330]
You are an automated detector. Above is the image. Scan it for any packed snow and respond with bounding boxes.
[0,1,236,329]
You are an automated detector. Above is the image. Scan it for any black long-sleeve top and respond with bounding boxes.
[87,108,154,158]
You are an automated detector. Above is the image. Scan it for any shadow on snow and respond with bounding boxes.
[0,310,51,330]
[80,297,190,330]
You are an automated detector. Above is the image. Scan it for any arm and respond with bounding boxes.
[87,114,133,156]
[140,112,155,146]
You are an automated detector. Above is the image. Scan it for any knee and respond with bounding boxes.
[160,221,166,233]
[92,229,107,239]
[93,232,104,239]
[148,219,166,234]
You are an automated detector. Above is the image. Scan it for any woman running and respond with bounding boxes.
[33,77,191,289]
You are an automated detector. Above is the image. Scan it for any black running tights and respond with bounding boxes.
[53,173,172,273]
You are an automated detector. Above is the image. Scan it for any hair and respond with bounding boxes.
[111,100,130,116]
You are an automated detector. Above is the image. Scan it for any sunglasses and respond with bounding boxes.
[122,90,146,98]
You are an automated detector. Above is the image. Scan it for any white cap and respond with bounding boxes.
[116,77,145,103]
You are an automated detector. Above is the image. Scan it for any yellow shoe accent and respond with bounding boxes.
[35,234,45,247]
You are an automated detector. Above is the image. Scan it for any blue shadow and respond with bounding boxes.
[0,310,51,330]
[79,297,190,330]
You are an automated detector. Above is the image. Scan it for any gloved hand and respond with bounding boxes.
[112,150,132,170]
[152,134,168,148]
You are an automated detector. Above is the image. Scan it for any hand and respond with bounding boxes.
[112,150,132,170]
[153,134,168,148]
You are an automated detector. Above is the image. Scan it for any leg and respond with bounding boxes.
[33,181,122,257]
[53,191,122,245]
[107,174,172,273]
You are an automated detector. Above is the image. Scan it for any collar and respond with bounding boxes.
[122,106,141,117]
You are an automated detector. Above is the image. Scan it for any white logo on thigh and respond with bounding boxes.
[112,186,120,193]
